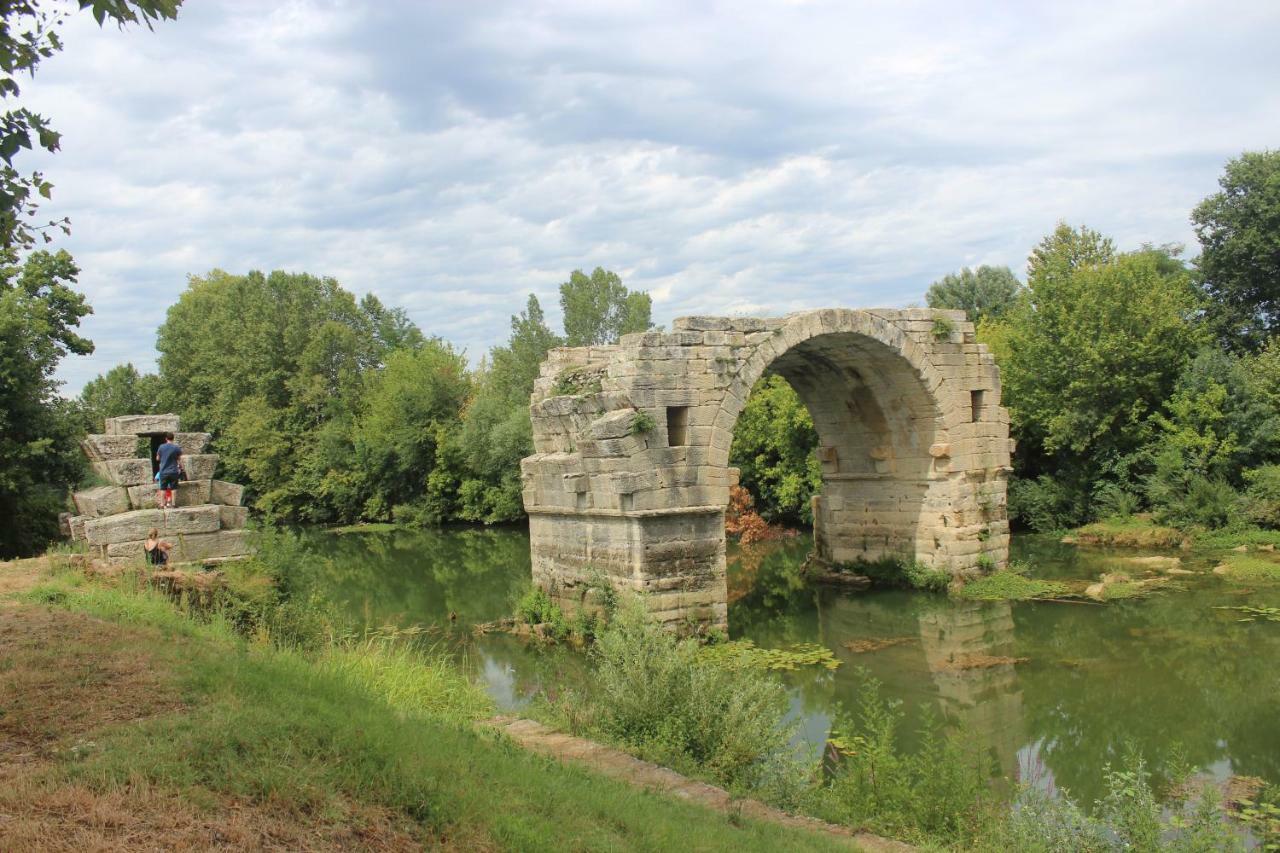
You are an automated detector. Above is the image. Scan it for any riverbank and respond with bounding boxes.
[0,556,855,851]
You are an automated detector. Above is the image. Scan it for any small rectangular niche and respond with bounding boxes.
[970,390,985,422]
[666,406,690,446]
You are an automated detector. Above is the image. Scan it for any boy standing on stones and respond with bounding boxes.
[155,432,183,509]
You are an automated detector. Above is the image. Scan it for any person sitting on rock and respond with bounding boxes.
[155,432,183,508]
[144,528,172,566]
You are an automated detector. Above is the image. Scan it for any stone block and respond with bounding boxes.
[83,506,221,546]
[127,479,212,510]
[104,414,180,436]
[72,485,131,517]
[174,432,211,453]
[209,480,245,507]
[218,505,249,529]
[93,458,154,487]
[81,434,139,461]
[588,409,641,440]
[182,454,218,481]
[58,512,72,538]
[69,515,87,541]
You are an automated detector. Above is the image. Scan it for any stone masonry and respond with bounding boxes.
[70,414,254,566]
[521,309,1012,631]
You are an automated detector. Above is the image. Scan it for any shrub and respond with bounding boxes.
[629,411,655,435]
[1009,475,1087,532]
[1244,464,1280,528]
[515,585,570,639]
[585,596,808,798]
[1092,482,1141,519]
[1146,448,1241,529]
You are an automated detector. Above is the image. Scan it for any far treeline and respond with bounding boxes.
[2,150,1278,558]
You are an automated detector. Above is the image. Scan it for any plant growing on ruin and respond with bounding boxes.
[931,316,956,341]
[629,411,655,435]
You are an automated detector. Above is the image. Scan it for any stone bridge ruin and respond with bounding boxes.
[521,308,1012,630]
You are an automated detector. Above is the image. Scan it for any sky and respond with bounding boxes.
[24,0,1280,395]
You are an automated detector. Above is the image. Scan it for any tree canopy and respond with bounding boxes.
[1192,149,1280,352]
[560,267,652,346]
[0,249,91,556]
[924,265,1023,324]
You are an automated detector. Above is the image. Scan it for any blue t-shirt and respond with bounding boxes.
[157,441,183,476]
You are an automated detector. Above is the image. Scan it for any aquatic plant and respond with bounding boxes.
[955,568,1070,601]
[1214,553,1280,584]
[697,640,839,672]
[1214,605,1280,623]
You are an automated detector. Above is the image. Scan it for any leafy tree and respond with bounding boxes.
[156,269,418,523]
[352,340,470,521]
[1192,150,1280,352]
[991,226,1202,528]
[559,267,652,346]
[729,375,821,526]
[0,0,181,249]
[0,248,91,556]
[77,362,160,431]
[924,265,1023,324]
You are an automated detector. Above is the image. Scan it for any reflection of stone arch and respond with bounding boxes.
[522,309,1012,630]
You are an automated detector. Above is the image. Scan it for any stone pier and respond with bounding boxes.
[521,309,1012,631]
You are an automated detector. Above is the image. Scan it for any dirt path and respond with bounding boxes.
[484,716,912,852]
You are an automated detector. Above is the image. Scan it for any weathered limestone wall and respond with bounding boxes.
[522,308,1012,630]
[69,415,254,566]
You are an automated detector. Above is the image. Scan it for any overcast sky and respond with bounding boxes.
[26,0,1280,394]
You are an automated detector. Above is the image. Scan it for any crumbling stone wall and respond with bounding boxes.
[69,414,253,565]
[522,308,1012,630]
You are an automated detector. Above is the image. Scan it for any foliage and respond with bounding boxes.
[629,410,655,435]
[1145,447,1242,530]
[559,267,652,346]
[0,249,90,557]
[578,595,806,796]
[955,568,1070,601]
[932,315,956,340]
[1244,465,1280,529]
[989,225,1203,530]
[925,264,1023,324]
[1193,149,1280,352]
[514,584,570,639]
[76,362,161,431]
[1072,516,1187,549]
[0,1,180,249]
[729,375,822,526]
[817,672,996,844]
[696,639,839,672]
[1213,554,1280,584]
[845,556,950,591]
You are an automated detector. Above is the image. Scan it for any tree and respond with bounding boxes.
[729,375,822,526]
[77,362,160,430]
[0,248,91,556]
[0,0,181,249]
[991,227,1202,529]
[155,269,421,523]
[559,267,652,346]
[1192,150,1280,351]
[924,265,1023,324]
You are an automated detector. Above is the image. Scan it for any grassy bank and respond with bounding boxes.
[0,560,850,851]
[1071,515,1280,551]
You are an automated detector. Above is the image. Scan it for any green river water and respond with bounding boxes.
[298,526,1280,805]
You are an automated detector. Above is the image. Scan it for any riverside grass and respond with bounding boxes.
[11,568,848,852]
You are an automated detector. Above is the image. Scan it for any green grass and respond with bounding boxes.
[1073,516,1186,549]
[1194,527,1280,550]
[1214,553,1280,584]
[954,569,1071,601]
[14,573,848,851]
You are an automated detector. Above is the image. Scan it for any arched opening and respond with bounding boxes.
[723,330,947,570]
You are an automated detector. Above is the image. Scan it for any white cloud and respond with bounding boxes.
[17,0,1280,394]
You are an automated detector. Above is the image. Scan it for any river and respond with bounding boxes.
[295,525,1280,805]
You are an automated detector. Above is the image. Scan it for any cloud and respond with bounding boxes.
[19,0,1280,394]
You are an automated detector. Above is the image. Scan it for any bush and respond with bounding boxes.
[1244,464,1280,528]
[817,673,995,844]
[1146,448,1241,529]
[1092,482,1141,519]
[584,596,808,798]
[1009,475,1088,532]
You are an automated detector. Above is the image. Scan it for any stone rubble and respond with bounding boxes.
[68,414,253,566]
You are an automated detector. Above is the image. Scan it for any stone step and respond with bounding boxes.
[91,458,153,487]
[104,528,252,565]
[210,480,244,506]
[104,414,179,435]
[84,505,221,546]
[72,485,131,517]
[127,480,212,510]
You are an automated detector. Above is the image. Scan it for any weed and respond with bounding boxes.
[955,570,1070,601]
[932,316,957,341]
[630,411,656,435]
[1214,554,1280,584]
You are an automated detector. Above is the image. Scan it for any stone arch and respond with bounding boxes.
[522,308,1011,631]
